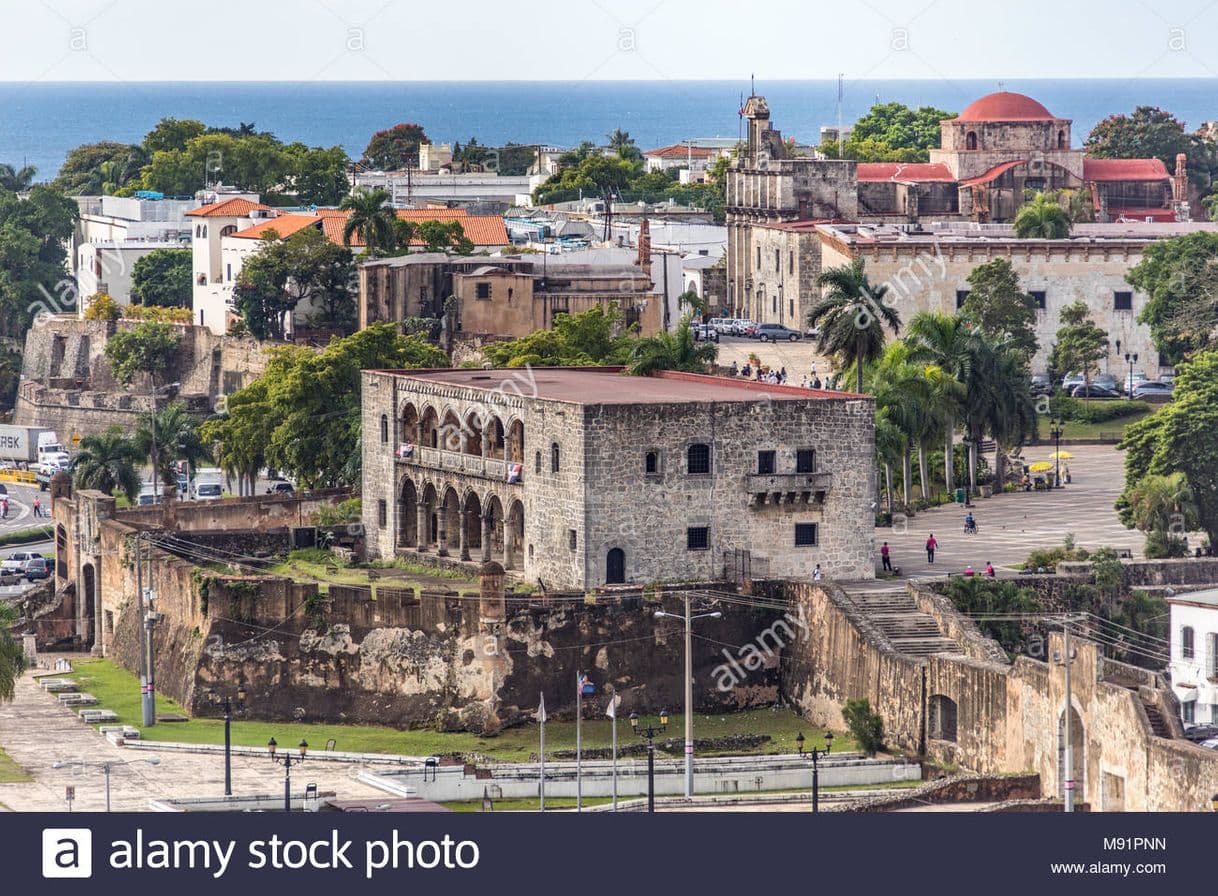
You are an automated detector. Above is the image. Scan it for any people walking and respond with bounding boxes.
[812,564,822,582]
[985,561,996,578]
[926,533,938,564]
[880,541,892,572]
[32,497,40,518]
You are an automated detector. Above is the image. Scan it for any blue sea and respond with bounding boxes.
[2,79,1216,180]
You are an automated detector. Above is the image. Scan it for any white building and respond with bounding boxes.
[1168,589,1218,726]
[186,193,275,335]
[72,194,201,313]
[354,170,546,207]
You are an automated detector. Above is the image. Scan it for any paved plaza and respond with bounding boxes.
[0,666,391,812]
[872,443,1152,579]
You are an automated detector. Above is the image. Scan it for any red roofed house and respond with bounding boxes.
[191,200,509,336]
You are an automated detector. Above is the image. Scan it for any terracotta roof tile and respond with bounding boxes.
[644,144,716,159]
[1084,158,1170,182]
[959,160,1026,187]
[857,162,955,183]
[229,207,506,247]
[185,197,273,218]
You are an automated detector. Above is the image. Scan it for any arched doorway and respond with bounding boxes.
[606,548,625,584]
[505,500,525,570]
[420,406,439,448]
[440,486,461,556]
[440,410,463,453]
[462,492,483,560]
[401,402,420,445]
[1058,707,1085,802]
[463,411,484,456]
[506,419,525,464]
[419,482,438,550]
[398,479,418,548]
[485,495,505,563]
[82,562,97,647]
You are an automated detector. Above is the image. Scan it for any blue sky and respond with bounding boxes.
[3,0,1218,81]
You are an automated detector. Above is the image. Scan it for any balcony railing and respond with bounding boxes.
[745,471,832,507]
[399,445,521,484]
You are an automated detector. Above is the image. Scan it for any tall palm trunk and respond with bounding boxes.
[856,334,865,394]
[943,420,955,495]
[884,464,894,513]
[902,449,912,510]
[918,444,930,501]
[967,430,978,495]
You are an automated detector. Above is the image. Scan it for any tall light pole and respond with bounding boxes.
[53,757,161,812]
[1049,418,1064,489]
[795,731,834,813]
[655,595,721,798]
[267,737,308,812]
[630,710,668,814]
[207,685,246,797]
[1124,352,1139,397]
[1054,618,1081,813]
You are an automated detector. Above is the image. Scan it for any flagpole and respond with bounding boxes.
[576,669,583,812]
[611,699,618,812]
[538,692,546,813]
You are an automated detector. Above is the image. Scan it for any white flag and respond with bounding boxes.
[535,692,547,723]
[605,693,621,719]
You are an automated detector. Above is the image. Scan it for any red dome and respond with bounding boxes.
[957,92,1057,122]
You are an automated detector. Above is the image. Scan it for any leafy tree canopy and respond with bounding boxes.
[962,258,1039,359]
[131,248,192,308]
[0,184,79,335]
[362,123,430,171]
[1125,230,1218,362]
[104,320,181,385]
[1049,301,1108,385]
[53,141,146,195]
[482,305,637,368]
[818,102,955,162]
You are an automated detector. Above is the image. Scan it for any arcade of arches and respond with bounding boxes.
[396,401,526,569]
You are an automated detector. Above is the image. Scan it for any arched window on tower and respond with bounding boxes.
[965,131,978,151]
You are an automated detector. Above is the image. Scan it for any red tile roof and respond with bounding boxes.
[1083,158,1170,182]
[857,162,955,183]
[1109,207,1177,223]
[958,92,1058,122]
[644,144,717,159]
[960,160,1026,187]
[185,197,273,218]
[229,207,507,247]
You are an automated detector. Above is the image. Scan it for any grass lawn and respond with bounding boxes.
[0,747,31,783]
[267,551,478,596]
[58,659,849,760]
[1052,409,1153,441]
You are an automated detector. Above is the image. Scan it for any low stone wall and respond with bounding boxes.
[1057,556,1218,588]
[838,773,1042,812]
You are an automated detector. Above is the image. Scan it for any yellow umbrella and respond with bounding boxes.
[1028,462,1053,473]
[1050,450,1074,461]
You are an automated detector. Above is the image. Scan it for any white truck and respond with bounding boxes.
[190,467,224,501]
[0,426,57,466]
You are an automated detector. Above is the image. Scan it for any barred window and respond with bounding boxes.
[687,443,710,475]
[687,527,709,551]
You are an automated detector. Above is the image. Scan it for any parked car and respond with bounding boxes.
[1061,371,1085,391]
[693,323,719,343]
[22,557,50,581]
[730,319,756,336]
[1159,372,1176,385]
[1184,724,1218,743]
[193,482,222,501]
[1132,381,1173,400]
[754,323,802,342]
[1200,737,1218,751]
[804,325,821,339]
[1121,371,1149,395]
[709,318,736,334]
[266,480,295,495]
[1070,384,1121,399]
[1092,373,1118,390]
[1030,373,1053,397]
[2,551,43,574]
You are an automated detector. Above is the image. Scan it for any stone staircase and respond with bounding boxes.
[1141,701,1171,739]
[841,587,964,658]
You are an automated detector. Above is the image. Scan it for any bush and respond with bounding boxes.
[122,304,192,324]
[311,498,361,526]
[83,292,121,321]
[1053,396,1150,424]
[1145,529,1190,558]
[842,698,885,756]
[1024,535,1090,572]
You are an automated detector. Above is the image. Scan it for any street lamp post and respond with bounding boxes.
[1124,352,1139,397]
[654,596,722,799]
[629,710,668,814]
[1049,418,1065,489]
[53,757,161,812]
[267,737,308,812]
[795,730,834,813]
[207,685,246,797]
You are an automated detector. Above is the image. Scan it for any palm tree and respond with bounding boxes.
[1013,192,1072,239]
[1124,472,1198,534]
[866,345,930,510]
[70,426,142,501]
[0,162,36,192]
[874,408,904,515]
[905,312,981,496]
[340,188,396,254]
[0,600,23,702]
[607,128,634,152]
[808,259,902,394]
[627,317,717,375]
[135,401,213,493]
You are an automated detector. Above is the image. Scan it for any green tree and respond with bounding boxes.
[362,123,429,170]
[535,153,639,205]
[70,426,142,501]
[104,321,181,385]
[841,698,885,757]
[233,228,355,339]
[1013,192,1072,239]
[0,184,78,335]
[340,188,396,254]
[1125,231,1218,362]
[1050,301,1109,389]
[1117,351,1218,549]
[135,401,212,491]
[206,325,447,488]
[818,102,955,162]
[942,576,1041,657]
[416,220,473,254]
[0,600,23,703]
[53,141,146,195]
[482,305,635,368]
[627,317,717,375]
[281,143,350,206]
[0,163,36,192]
[808,258,902,394]
[1085,106,1214,198]
[130,248,192,308]
[1118,472,1198,558]
[142,118,207,155]
[961,258,1039,360]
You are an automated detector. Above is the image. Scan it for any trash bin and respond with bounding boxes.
[954,487,967,504]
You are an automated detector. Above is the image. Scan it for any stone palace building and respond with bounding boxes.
[362,367,876,589]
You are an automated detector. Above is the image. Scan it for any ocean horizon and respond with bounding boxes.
[3,78,1216,181]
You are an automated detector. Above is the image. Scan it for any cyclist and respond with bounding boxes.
[964,512,976,534]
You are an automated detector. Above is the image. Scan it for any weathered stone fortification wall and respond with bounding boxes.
[15,317,269,436]
[769,579,1218,812]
